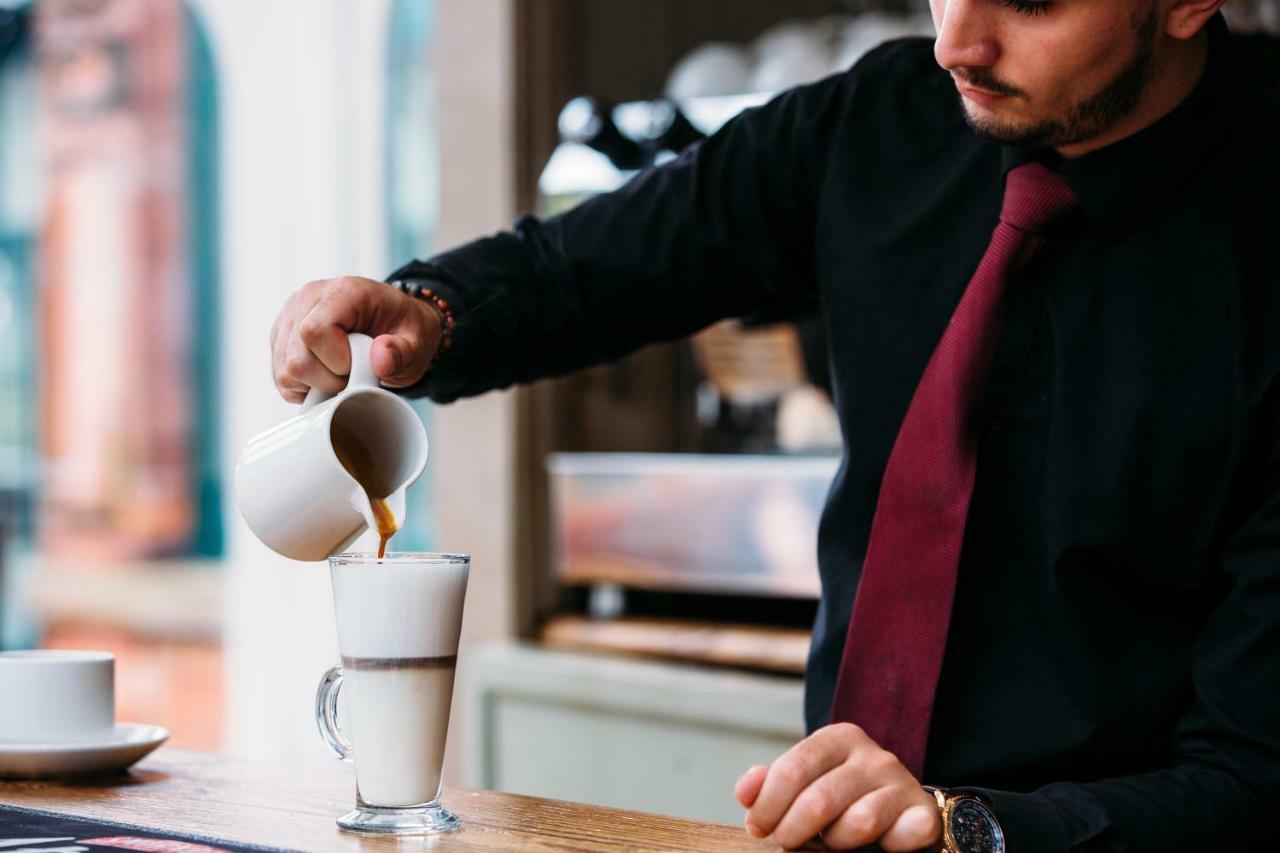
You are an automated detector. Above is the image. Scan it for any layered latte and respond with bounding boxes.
[330,555,469,807]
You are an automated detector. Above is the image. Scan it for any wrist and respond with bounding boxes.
[412,297,446,364]
[923,786,1005,853]
[388,278,455,364]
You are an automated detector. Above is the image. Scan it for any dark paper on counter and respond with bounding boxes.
[0,804,289,853]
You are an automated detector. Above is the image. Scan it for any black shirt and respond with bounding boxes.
[391,17,1280,852]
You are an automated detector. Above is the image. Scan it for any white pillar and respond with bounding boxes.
[190,0,394,767]
[192,0,519,778]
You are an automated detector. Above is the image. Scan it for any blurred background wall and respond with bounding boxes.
[0,0,518,773]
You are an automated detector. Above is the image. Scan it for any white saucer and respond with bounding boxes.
[0,723,169,779]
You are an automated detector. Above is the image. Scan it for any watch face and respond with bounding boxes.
[949,799,1005,853]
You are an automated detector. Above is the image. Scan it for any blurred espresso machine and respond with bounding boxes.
[535,81,851,673]
[530,9,1280,662]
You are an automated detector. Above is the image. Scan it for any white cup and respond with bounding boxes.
[0,650,116,743]
[235,332,429,562]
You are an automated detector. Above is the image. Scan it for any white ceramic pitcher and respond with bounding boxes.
[235,333,428,561]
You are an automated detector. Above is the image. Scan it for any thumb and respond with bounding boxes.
[371,333,432,388]
[879,804,942,852]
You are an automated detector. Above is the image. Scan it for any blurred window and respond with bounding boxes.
[385,0,439,550]
[25,0,220,560]
[0,3,35,555]
[185,4,219,557]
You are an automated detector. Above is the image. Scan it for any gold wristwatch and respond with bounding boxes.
[923,786,1006,853]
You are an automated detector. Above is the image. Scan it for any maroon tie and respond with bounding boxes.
[829,162,1078,778]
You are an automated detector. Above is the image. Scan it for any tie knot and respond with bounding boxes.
[1000,161,1078,234]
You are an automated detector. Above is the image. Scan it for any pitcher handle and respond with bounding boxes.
[315,664,353,761]
[302,332,378,409]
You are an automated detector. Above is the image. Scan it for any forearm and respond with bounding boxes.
[968,762,1272,852]
[388,74,846,402]
[388,212,787,404]
[386,215,611,403]
[392,197,811,403]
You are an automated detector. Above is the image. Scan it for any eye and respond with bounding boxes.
[1002,0,1053,15]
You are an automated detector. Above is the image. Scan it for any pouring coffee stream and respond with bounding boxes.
[332,417,401,559]
[370,498,398,560]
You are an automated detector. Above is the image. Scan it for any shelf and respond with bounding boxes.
[540,614,809,674]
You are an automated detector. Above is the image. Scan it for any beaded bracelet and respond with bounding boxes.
[389,279,455,363]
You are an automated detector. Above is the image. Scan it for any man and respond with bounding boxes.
[271,1,1279,850]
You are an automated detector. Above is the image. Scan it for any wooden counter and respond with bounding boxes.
[0,748,815,851]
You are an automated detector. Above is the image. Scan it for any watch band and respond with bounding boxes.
[923,787,960,853]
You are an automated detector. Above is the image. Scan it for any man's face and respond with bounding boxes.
[930,0,1161,149]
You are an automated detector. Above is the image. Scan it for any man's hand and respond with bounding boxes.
[734,723,942,851]
[270,276,444,403]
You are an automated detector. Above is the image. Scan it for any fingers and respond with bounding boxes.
[816,785,926,851]
[271,313,309,403]
[298,302,355,378]
[769,762,882,850]
[739,724,941,852]
[283,325,346,396]
[271,275,438,401]
[746,724,860,837]
[879,804,942,852]
[294,276,385,374]
[272,280,329,402]
[735,765,768,810]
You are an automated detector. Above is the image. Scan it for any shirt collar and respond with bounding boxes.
[1000,13,1236,240]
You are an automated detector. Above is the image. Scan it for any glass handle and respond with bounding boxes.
[315,664,352,761]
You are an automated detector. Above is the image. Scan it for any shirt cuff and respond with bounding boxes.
[959,787,1075,853]
[384,260,475,402]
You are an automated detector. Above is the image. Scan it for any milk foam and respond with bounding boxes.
[331,558,468,658]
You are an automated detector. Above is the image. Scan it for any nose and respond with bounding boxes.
[933,0,1000,71]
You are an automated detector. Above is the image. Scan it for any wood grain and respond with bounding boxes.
[0,748,818,851]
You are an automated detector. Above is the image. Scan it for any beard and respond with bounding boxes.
[959,7,1159,149]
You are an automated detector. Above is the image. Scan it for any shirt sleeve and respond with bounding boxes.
[387,70,856,403]
[964,391,1280,852]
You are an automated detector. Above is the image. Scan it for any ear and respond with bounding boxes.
[1165,1,1226,41]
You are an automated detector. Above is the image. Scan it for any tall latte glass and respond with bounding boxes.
[315,552,469,835]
